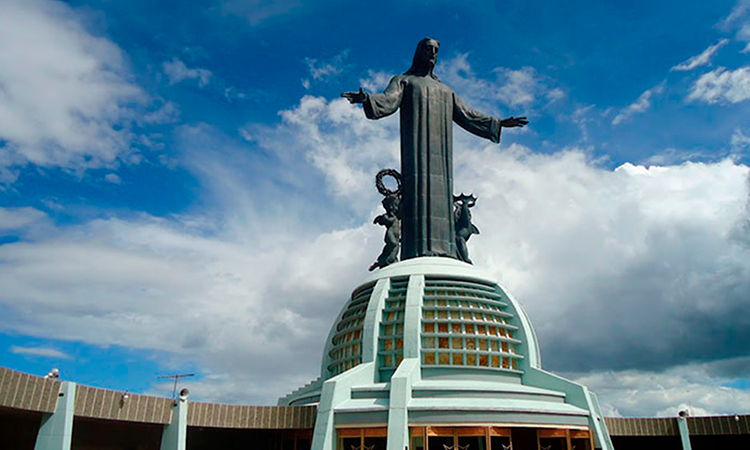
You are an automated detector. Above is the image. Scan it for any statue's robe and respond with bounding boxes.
[364,74,502,260]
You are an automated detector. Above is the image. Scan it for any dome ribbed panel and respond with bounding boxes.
[378,277,408,377]
[327,282,375,376]
[420,276,523,371]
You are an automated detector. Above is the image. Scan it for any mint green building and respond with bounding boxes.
[279,257,614,450]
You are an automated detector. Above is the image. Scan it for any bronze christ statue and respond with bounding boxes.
[343,38,527,261]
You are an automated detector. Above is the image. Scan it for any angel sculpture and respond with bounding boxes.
[454,194,480,264]
[369,169,402,271]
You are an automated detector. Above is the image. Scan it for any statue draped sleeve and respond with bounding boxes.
[363,76,404,119]
[453,94,502,143]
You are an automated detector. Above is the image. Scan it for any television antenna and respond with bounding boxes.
[157,373,195,399]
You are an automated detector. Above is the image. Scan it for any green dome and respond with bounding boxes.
[320,257,542,381]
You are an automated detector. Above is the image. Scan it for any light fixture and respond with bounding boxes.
[119,391,129,407]
[44,368,60,379]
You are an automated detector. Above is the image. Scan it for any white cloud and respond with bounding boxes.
[359,70,394,93]
[10,345,70,360]
[244,95,400,210]
[720,0,750,29]
[688,66,750,104]
[671,39,729,72]
[572,105,595,142]
[104,173,122,184]
[439,54,561,115]
[304,50,350,83]
[162,58,212,87]
[0,207,47,231]
[612,82,665,125]
[574,360,750,417]
[143,101,181,124]
[0,0,147,178]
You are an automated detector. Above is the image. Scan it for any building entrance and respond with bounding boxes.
[337,427,387,450]
[408,426,593,450]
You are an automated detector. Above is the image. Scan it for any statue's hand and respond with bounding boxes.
[500,116,528,128]
[341,88,366,104]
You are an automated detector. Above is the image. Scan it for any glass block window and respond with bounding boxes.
[379,277,408,371]
[328,283,375,376]
[421,277,523,372]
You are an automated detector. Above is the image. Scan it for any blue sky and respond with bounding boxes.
[1,0,750,417]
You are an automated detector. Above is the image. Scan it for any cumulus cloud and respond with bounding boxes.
[612,82,665,125]
[10,345,70,360]
[688,66,750,104]
[0,207,47,231]
[104,173,122,184]
[142,101,181,124]
[0,0,147,179]
[438,54,562,116]
[359,70,394,93]
[719,0,750,52]
[304,50,351,83]
[671,39,729,71]
[2,94,749,414]
[573,359,750,417]
[242,96,400,212]
[162,58,212,87]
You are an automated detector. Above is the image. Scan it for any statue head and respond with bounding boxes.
[405,38,440,79]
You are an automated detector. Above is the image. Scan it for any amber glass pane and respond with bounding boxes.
[492,341,499,351]
[452,323,462,333]
[383,355,393,367]
[438,352,450,365]
[424,323,435,333]
[425,310,435,319]
[492,355,500,367]
[438,337,449,349]
[396,338,403,350]
[502,357,509,368]
[438,310,448,319]
[384,325,393,335]
[466,339,476,350]
[424,353,435,365]
[423,337,435,349]
[383,339,393,351]
[479,339,488,351]
[479,354,489,367]
[438,323,448,333]
[452,353,463,365]
[452,338,462,349]
[502,342,508,352]
[467,354,476,366]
